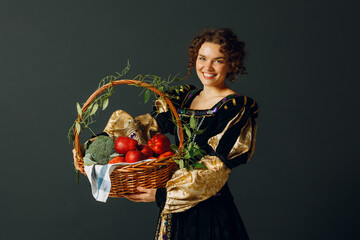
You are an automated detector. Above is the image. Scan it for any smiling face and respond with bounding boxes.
[196,42,231,88]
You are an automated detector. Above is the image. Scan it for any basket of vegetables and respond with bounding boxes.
[72,79,184,198]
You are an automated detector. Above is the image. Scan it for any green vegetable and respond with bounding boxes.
[84,135,115,165]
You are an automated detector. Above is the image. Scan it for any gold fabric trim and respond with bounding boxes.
[155,97,169,113]
[156,213,172,240]
[103,110,146,144]
[249,117,258,159]
[134,113,160,143]
[228,116,253,159]
[103,110,161,145]
[162,155,230,214]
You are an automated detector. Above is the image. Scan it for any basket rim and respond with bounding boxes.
[74,79,184,171]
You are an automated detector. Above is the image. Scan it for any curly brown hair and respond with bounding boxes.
[186,28,247,82]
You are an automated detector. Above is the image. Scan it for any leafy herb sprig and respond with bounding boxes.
[133,73,185,104]
[67,61,130,146]
[170,114,208,171]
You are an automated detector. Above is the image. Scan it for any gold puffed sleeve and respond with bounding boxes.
[162,155,230,213]
[157,155,231,239]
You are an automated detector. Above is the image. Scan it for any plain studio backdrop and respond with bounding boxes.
[0,0,359,239]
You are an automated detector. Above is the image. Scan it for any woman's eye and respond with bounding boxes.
[198,57,205,61]
[215,60,224,64]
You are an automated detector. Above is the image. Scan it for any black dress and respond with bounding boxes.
[152,85,258,240]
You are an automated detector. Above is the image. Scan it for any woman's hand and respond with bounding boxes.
[72,149,83,171]
[72,137,95,171]
[124,187,157,202]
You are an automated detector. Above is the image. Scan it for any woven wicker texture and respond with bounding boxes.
[74,80,183,198]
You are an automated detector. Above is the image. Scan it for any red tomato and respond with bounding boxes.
[125,150,145,163]
[138,144,153,158]
[114,136,138,154]
[148,134,171,155]
[108,156,125,164]
[158,151,175,159]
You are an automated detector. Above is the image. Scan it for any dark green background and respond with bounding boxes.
[0,0,358,239]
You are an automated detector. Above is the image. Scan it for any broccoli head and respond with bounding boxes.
[85,135,115,165]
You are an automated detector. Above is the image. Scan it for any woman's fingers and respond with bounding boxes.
[124,193,151,202]
[137,186,151,193]
[72,149,82,171]
[124,187,156,202]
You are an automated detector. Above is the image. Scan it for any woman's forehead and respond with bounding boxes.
[198,42,226,58]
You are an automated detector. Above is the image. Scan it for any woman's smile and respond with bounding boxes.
[202,72,217,79]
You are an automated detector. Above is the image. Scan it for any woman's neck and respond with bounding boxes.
[200,84,235,99]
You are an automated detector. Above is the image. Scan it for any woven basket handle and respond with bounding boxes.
[74,80,184,162]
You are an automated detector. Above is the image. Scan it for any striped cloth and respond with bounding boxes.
[84,164,120,202]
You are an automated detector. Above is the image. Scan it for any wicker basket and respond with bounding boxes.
[74,80,183,198]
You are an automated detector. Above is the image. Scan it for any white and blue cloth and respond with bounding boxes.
[84,163,120,202]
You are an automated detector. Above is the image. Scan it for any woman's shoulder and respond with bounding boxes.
[216,94,258,117]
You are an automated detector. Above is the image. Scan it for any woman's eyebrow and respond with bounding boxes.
[198,54,225,59]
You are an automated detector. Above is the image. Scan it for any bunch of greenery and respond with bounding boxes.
[170,114,208,171]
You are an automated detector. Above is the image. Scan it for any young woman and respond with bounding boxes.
[126,28,259,240]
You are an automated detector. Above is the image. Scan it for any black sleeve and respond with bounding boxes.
[155,188,167,210]
[209,98,258,169]
[150,110,177,135]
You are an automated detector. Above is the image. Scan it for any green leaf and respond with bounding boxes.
[174,159,180,164]
[170,144,178,152]
[69,133,75,141]
[192,143,200,150]
[184,161,190,170]
[75,122,81,134]
[159,86,164,92]
[184,150,191,159]
[190,114,196,129]
[196,127,207,135]
[179,159,184,170]
[102,98,109,110]
[192,162,208,169]
[76,102,82,116]
[144,89,150,103]
[90,103,99,115]
[183,125,192,138]
[195,149,204,156]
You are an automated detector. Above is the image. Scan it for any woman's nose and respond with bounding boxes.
[204,61,214,71]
